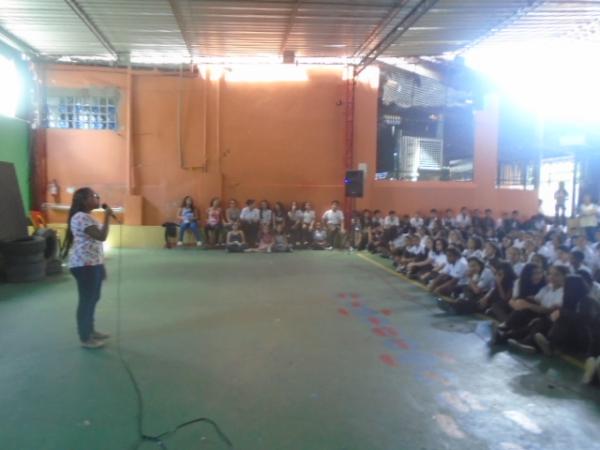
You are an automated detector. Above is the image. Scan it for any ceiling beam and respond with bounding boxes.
[280,0,301,54]
[352,0,409,58]
[355,0,440,75]
[458,0,544,55]
[0,25,40,58]
[168,0,194,61]
[64,0,117,59]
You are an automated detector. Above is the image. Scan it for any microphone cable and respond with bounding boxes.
[112,224,234,450]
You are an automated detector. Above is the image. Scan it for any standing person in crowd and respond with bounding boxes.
[240,199,260,248]
[205,197,223,248]
[301,201,316,246]
[322,200,345,250]
[383,210,400,242]
[62,187,113,349]
[579,194,598,242]
[554,181,568,225]
[177,196,202,247]
[225,221,246,253]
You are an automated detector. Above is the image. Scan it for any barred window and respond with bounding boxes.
[44,88,119,130]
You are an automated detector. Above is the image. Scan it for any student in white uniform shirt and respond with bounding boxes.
[506,246,525,277]
[573,235,596,267]
[429,247,468,297]
[493,266,568,347]
[322,200,345,249]
[442,209,455,228]
[438,257,495,313]
[570,250,592,275]
[455,207,471,229]
[409,212,424,229]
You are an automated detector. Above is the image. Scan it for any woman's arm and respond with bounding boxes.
[177,208,184,221]
[84,210,111,242]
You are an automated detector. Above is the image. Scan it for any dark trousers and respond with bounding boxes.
[71,265,105,342]
[242,222,259,247]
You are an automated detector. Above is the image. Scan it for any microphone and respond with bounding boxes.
[101,203,118,220]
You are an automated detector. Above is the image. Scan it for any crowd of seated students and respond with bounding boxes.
[174,194,600,384]
[358,206,600,386]
[175,196,345,252]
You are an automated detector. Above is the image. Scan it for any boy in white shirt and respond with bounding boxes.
[429,247,468,297]
[455,207,471,229]
[322,200,345,249]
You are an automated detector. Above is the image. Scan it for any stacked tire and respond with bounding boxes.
[34,228,63,276]
[0,236,46,282]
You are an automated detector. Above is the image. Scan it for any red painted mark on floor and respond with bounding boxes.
[372,327,386,337]
[338,308,349,317]
[390,338,409,350]
[351,300,362,308]
[382,326,399,337]
[381,309,392,316]
[369,317,381,325]
[379,354,398,367]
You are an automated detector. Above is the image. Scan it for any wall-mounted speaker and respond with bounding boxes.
[345,170,364,198]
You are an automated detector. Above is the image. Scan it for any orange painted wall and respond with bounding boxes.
[41,63,537,226]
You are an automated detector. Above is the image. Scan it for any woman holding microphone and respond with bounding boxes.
[62,187,113,349]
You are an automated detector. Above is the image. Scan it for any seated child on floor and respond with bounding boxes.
[438,257,495,313]
[273,223,293,252]
[428,247,468,297]
[248,223,274,253]
[312,222,328,250]
[225,221,246,253]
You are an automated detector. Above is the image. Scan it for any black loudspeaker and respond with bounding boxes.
[345,170,364,198]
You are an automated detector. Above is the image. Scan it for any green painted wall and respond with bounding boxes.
[0,115,30,210]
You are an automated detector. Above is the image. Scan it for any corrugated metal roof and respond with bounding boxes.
[0,0,599,64]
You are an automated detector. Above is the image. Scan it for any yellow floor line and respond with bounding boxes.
[354,252,586,370]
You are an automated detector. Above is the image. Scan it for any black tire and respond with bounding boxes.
[34,228,60,260]
[46,258,64,276]
[6,260,46,283]
[0,236,46,257]
[5,253,45,265]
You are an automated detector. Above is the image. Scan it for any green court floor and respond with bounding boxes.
[1,249,599,450]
